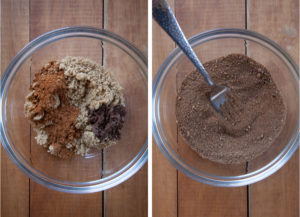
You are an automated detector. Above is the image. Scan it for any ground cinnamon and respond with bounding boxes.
[27,61,80,159]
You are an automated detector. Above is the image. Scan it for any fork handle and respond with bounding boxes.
[153,0,215,86]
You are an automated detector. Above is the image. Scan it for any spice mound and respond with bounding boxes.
[176,54,286,164]
[24,57,126,159]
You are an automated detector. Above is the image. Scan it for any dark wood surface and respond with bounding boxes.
[153,0,299,217]
[1,0,147,216]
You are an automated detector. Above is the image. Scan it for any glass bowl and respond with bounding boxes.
[153,28,299,187]
[0,26,147,193]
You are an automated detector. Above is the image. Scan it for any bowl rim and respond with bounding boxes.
[153,28,299,187]
[0,26,148,193]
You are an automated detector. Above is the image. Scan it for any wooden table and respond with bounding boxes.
[153,0,299,217]
[1,0,147,216]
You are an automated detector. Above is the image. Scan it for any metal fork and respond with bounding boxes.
[153,0,230,112]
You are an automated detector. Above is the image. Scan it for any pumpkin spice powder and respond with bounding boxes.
[25,61,81,159]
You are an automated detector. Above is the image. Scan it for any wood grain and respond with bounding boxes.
[152,0,178,216]
[248,0,299,216]
[103,0,148,216]
[2,0,147,216]
[153,0,299,216]
[105,166,148,217]
[174,0,248,216]
[29,1,103,217]
[1,1,30,217]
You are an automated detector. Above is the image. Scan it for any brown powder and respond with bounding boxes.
[26,61,81,159]
[176,54,286,164]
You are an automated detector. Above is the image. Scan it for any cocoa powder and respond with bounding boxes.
[26,61,81,159]
[88,105,126,142]
[176,54,286,164]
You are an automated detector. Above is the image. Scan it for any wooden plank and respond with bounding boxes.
[175,0,248,216]
[153,145,177,217]
[105,166,148,217]
[1,0,30,217]
[152,0,178,216]
[29,1,103,217]
[103,0,147,216]
[248,0,299,216]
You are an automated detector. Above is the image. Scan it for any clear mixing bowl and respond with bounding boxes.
[0,26,147,193]
[153,28,299,187]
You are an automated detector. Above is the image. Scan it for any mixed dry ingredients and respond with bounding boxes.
[176,54,286,164]
[24,57,126,159]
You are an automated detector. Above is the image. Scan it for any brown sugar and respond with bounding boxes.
[176,54,286,164]
[25,61,81,159]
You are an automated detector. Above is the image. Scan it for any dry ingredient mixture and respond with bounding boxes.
[24,57,126,159]
[176,54,286,164]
